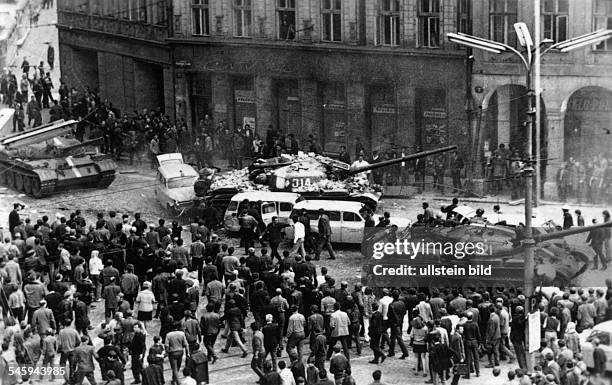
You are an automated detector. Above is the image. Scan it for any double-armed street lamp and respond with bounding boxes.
[447,26,612,370]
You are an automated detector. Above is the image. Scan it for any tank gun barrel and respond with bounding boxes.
[249,160,296,170]
[57,137,105,155]
[1,120,78,148]
[534,221,612,243]
[350,145,458,174]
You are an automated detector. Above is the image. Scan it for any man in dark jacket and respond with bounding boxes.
[261,217,284,263]
[430,335,453,385]
[315,209,336,260]
[387,291,408,359]
[262,314,281,370]
[462,312,481,378]
[186,343,209,385]
[368,303,386,364]
[593,337,607,377]
[130,322,147,383]
[329,346,351,384]
[141,355,164,385]
[587,219,607,270]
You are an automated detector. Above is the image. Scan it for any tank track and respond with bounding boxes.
[0,162,54,198]
[96,170,116,188]
[0,161,117,198]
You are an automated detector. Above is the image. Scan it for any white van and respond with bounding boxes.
[224,191,303,231]
[287,200,411,244]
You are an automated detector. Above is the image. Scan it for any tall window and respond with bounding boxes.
[490,0,517,46]
[277,0,296,40]
[234,0,252,37]
[322,0,342,42]
[192,0,210,35]
[457,0,470,34]
[377,0,401,46]
[594,0,612,50]
[418,0,440,48]
[543,0,568,42]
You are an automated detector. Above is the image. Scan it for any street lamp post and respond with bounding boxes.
[447,27,612,371]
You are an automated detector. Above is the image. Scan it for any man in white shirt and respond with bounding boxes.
[350,154,371,180]
[278,360,296,385]
[379,288,393,321]
[291,216,305,258]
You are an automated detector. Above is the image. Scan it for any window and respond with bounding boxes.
[343,212,362,222]
[262,203,276,214]
[192,0,210,35]
[594,0,612,50]
[377,0,401,46]
[280,202,293,211]
[328,211,341,221]
[418,0,440,48]
[234,0,252,37]
[490,0,517,46]
[322,0,342,42]
[277,0,296,40]
[457,0,470,34]
[543,0,568,42]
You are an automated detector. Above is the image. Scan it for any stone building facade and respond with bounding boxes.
[56,0,173,116]
[469,0,612,199]
[169,0,470,156]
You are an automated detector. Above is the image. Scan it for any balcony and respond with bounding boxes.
[58,10,168,43]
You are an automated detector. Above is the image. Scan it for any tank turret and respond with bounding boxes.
[196,145,458,212]
[0,120,117,197]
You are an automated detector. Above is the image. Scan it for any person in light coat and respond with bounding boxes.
[135,281,157,329]
[89,250,103,301]
[327,303,351,361]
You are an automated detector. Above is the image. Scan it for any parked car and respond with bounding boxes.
[285,200,411,244]
[224,191,303,232]
[580,320,612,373]
[154,153,199,213]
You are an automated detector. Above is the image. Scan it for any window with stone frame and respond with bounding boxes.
[418,0,440,48]
[594,0,612,50]
[543,0,568,42]
[277,0,297,40]
[234,0,252,37]
[457,0,470,34]
[490,0,517,46]
[377,0,401,46]
[322,0,342,42]
[192,0,210,35]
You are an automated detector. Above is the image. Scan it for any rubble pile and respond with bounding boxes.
[209,168,262,191]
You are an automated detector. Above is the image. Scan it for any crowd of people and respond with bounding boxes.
[0,198,610,385]
[556,155,612,205]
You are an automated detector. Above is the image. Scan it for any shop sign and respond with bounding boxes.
[568,96,612,112]
[287,96,299,102]
[424,108,447,119]
[235,90,256,104]
[324,103,346,111]
[373,106,396,114]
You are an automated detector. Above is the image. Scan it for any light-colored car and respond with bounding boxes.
[580,320,612,373]
[154,153,199,212]
[286,200,411,244]
[224,191,303,231]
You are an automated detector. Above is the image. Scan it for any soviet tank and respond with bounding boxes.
[360,220,611,291]
[0,119,117,197]
[195,145,458,213]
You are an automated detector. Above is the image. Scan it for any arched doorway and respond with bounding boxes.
[481,84,546,170]
[564,86,612,162]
